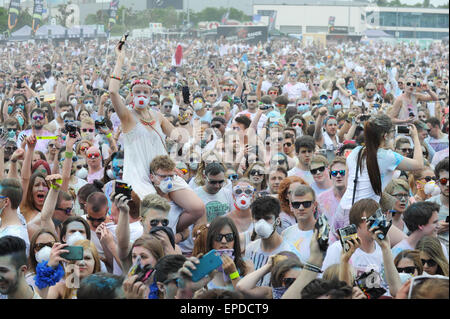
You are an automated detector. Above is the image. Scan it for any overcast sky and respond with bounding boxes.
[399,0,448,5]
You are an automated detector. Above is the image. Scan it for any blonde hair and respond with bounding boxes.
[150,155,176,173]
[140,194,171,218]
[385,178,410,195]
[81,118,95,126]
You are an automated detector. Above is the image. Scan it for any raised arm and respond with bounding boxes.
[109,44,134,133]
[313,107,328,148]
[114,192,132,270]
[39,174,62,234]
[61,132,78,192]
[20,134,37,205]
[396,124,424,172]
[235,259,273,299]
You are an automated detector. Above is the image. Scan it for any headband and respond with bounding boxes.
[130,79,152,90]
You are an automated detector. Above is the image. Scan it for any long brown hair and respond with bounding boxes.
[416,236,449,277]
[361,114,393,196]
[28,228,59,273]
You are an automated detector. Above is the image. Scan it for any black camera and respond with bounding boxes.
[16,79,24,89]
[366,208,392,241]
[355,269,386,299]
[95,118,107,130]
[115,181,132,200]
[64,121,79,138]
[396,125,410,134]
[315,215,330,252]
[359,114,371,122]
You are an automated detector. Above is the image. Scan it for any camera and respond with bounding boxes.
[115,181,132,200]
[359,114,370,122]
[16,79,24,89]
[95,118,107,130]
[355,269,386,299]
[64,121,79,138]
[396,125,410,134]
[315,215,330,252]
[338,224,358,252]
[366,208,392,241]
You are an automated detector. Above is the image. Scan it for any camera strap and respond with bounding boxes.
[352,147,364,206]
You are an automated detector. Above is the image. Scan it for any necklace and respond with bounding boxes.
[139,118,156,126]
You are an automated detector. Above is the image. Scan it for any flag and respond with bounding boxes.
[8,0,21,31]
[268,11,277,31]
[253,14,261,23]
[221,10,229,25]
[31,0,44,35]
[108,0,120,31]
[172,44,183,67]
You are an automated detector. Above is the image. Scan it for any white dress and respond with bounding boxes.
[122,110,186,199]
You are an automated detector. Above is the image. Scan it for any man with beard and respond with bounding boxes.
[16,108,53,154]
[314,107,341,162]
[0,236,41,299]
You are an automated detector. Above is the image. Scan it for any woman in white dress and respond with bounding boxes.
[108,42,205,228]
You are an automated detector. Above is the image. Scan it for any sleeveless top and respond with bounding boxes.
[398,94,418,121]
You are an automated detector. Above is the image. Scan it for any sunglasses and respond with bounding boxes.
[206,177,224,185]
[6,146,18,151]
[313,83,320,87]
[421,258,437,267]
[331,170,346,177]
[82,128,94,133]
[163,86,171,90]
[76,164,88,170]
[233,187,254,196]
[163,104,173,108]
[400,148,413,153]
[32,115,44,121]
[310,166,326,175]
[396,266,416,274]
[35,242,55,250]
[86,216,106,223]
[247,99,257,103]
[292,123,303,127]
[48,144,57,148]
[150,218,169,227]
[268,91,278,95]
[291,201,313,209]
[7,128,17,132]
[228,174,238,181]
[55,206,73,215]
[439,178,449,186]
[80,146,89,152]
[87,153,100,159]
[215,112,225,116]
[268,72,275,75]
[214,233,234,242]
[283,142,292,148]
[282,277,296,288]
[250,170,264,176]
[393,194,409,201]
[211,124,222,129]
[422,176,436,182]
[223,88,232,92]
[209,94,217,97]
[365,88,375,91]
[406,82,417,87]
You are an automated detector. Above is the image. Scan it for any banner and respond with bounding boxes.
[108,0,120,31]
[31,0,44,34]
[268,11,277,31]
[217,26,268,44]
[8,0,21,31]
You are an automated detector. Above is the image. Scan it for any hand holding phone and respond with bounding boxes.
[115,181,132,200]
[60,246,84,261]
[189,250,223,282]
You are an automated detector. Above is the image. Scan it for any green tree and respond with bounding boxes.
[0,7,8,33]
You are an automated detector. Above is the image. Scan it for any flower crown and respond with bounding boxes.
[131,79,152,89]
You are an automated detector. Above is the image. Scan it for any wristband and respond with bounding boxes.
[110,75,122,81]
[50,184,60,190]
[36,136,58,140]
[65,151,74,159]
[303,262,323,273]
[229,271,240,280]
[106,133,113,138]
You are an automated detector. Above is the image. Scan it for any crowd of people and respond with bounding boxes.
[0,35,448,300]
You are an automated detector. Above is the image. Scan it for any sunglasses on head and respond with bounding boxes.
[250,170,264,176]
[331,170,346,177]
[310,166,326,175]
[86,216,106,223]
[291,201,313,209]
[87,153,100,159]
[421,258,437,267]
[82,128,94,133]
[56,206,73,215]
[396,266,416,274]
[422,176,436,182]
[150,218,169,227]
[228,174,238,181]
[214,233,234,242]
[35,242,55,250]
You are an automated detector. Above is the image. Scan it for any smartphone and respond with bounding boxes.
[61,246,83,261]
[190,249,223,282]
[396,125,410,134]
[338,224,358,252]
[118,32,129,50]
[115,181,132,200]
